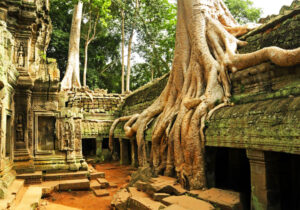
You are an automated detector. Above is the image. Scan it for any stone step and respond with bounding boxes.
[92,189,109,197]
[44,171,88,181]
[15,186,43,210]
[16,171,42,184]
[97,178,109,188]
[90,171,105,180]
[58,179,90,191]
[90,180,102,190]
[162,195,215,210]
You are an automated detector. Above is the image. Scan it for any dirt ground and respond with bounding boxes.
[43,162,134,210]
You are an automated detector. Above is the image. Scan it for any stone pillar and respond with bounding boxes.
[96,136,103,157]
[247,150,280,210]
[119,138,129,165]
[14,88,34,173]
[130,139,137,167]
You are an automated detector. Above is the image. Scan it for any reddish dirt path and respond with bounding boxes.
[44,162,134,210]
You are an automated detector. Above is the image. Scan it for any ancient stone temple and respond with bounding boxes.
[0,0,89,198]
[0,0,299,209]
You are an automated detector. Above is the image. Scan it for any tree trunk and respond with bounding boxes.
[110,0,300,190]
[121,9,125,94]
[61,1,83,90]
[83,41,89,87]
[126,30,134,92]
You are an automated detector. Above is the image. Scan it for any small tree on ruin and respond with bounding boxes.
[110,0,300,190]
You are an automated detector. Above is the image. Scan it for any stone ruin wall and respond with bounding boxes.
[64,89,124,139]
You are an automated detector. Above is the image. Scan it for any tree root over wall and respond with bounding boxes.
[110,0,300,190]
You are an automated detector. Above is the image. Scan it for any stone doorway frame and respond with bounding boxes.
[34,111,59,155]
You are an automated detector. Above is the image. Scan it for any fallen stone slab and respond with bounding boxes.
[90,172,105,180]
[153,193,170,202]
[93,189,109,197]
[129,196,166,210]
[128,187,166,210]
[97,178,109,188]
[111,188,131,210]
[162,195,215,210]
[164,204,188,210]
[135,180,148,192]
[147,176,187,196]
[190,188,242,210]
[128,187,148,198]
[59,179,90,191]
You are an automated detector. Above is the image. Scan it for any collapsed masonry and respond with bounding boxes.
[0,0,298,209]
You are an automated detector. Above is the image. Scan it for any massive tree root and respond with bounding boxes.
[109,0,300,190]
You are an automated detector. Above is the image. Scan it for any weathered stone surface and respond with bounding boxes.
[43,171,88,181]
[147,176,187,196]
[109,182,118,188]
[97,178,109,188]
[135,180,148,192]
[190,188,242,210]
[59,179,90,191]
[162,195,215,210]
[90,172,105,180]
[128,187,166,210]
[153,193,170,202]
[164,204,188,210]
[128,196,166,210]
[16,171,42,184]
[111,188,131,210]
[90,180,101,190]
[93,189,109,197]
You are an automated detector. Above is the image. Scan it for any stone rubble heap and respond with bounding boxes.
[111,176,242,210]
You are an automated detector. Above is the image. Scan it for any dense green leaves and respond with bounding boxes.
[224,0,262,24]
[48,0,261,93]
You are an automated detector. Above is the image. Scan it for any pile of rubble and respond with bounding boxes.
[111,176,242,210]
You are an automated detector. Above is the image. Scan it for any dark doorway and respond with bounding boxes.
[279,153,300,210]
[82,138,96,157]
[102,138,109,149]
[206,147,251,209]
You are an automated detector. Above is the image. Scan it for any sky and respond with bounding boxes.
[251,0,295,17]
[168,0,295,17]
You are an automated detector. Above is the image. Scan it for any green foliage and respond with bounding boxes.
[130,0,177,90]
[47,0,261,93]
[224,0,262,24]
[48,0,122,92]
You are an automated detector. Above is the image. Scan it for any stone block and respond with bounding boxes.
[90,172,105,180]
[111,188,131,210]
[153,193,170,202]
[97,178,109,188]
[59,179,90,191]
[109,182,118,188]
[162,195,215,210]
[190,188,242,210]
[90,180,101,190]
[93,189,109,197]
